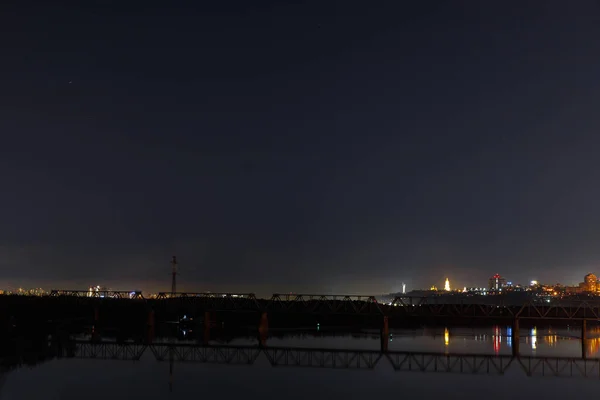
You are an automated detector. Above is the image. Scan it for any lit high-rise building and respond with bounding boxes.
[488,274,506,292]
[444,278,450,291]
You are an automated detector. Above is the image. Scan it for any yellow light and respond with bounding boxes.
[444,328,449,346]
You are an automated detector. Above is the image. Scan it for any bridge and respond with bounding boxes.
[53,340,600,378]
[44,290,600,320]
[50,290,144,299]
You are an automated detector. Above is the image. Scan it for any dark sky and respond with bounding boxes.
[2,1,600,295]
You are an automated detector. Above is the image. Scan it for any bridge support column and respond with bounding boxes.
[147,310,155,344]
[258,312,269,347]
[203,311,211,345]
[381,316,389,352]
[511,319,519,357]
[582,320,587,359]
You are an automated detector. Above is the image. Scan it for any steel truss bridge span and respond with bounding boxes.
[46,291,600,319]
[54,341,600,378]
[50,290,143,299]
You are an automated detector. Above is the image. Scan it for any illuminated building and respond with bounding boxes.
[584,273,597,292]
[488,274,507,292]
[444,278,450,291]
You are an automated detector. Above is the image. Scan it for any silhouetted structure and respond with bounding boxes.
[171,256,177,296]
[489,274,507,291]
[51,340,600,378]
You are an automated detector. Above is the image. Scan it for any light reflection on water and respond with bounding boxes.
[217,325,592,358]
[4,325,600,399]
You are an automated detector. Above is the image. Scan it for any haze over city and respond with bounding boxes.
[2,1,600,295]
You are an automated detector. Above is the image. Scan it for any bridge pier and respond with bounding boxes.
[203,311,211,345]
[582,320,587,359]
[258,312,268,347]
[511,319,519,357]
[381,316,389,352]
[147,310,155,344]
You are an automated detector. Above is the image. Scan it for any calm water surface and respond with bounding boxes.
[4,325,600,400]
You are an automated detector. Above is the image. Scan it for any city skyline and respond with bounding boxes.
[2,1,600,294]
[3,265,600,296]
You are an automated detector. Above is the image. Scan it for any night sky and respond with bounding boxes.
[2,1,600,295]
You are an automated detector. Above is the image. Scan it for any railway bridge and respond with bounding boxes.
[48,290,600,320]
[39,290,600,356]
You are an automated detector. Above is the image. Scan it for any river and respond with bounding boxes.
[3,324,600,399]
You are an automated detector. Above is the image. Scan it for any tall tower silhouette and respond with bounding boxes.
[171,256,177,296]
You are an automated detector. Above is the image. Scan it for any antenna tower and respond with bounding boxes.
[171,256,177,296]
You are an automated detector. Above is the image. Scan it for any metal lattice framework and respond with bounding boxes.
[44,290,600,319]
[155,292,261,311]
[266,294,382,315]
[388,296,600,320]
[50,290,144,299]
[387,352,515,374]
[53,341,600,377]
[516,357,600,378]
[263,347,382,369]
[149,344,261,365]
[55,341,147,360]
[515,301,600,320]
